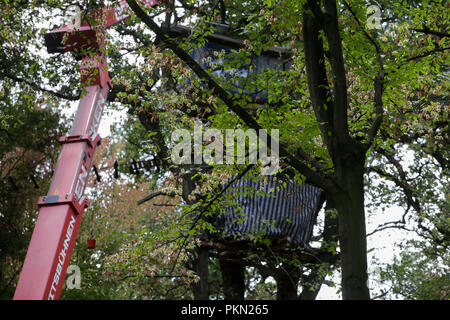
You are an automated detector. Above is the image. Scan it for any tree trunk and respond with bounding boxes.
[276,263,299,300]
[333,153,370,299]
[192,246,209,300]
[219,259,245,299]
[182,172,210,300]
[299,194,338,300]
[302,2,371,299]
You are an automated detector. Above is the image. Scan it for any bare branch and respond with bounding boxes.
[137,191,176,205]
[412,27,450,38]
[2,72,80,101]
[405,46,450,62]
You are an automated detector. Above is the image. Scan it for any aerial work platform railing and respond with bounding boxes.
[13,0,161,300]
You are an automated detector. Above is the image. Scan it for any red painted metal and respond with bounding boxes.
[87,239,96,249]
[44,0,160,55]
[13,87,106,300]
[14,0,162,300]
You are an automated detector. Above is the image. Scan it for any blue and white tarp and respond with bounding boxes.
[218,176,324,246]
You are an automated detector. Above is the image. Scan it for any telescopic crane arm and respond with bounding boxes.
[14,0,161,300]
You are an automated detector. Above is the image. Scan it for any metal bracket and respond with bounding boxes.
[58,133,101,148]
[38,194,89,216]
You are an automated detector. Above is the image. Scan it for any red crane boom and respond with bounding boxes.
[13,0,161,300]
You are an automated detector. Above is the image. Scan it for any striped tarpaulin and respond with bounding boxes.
[218,176,324,246]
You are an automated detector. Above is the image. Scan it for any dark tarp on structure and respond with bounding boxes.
[189,41,290,101]
[217,176,324,247]
[167,24,292,102]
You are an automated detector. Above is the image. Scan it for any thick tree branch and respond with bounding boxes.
[302,7,335,159]
[137,190,176,205]
[322,0,352,146]
[405,46,450,62]
[306,0,325,24]
[365,73,384,150]
[412,27,450,38]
